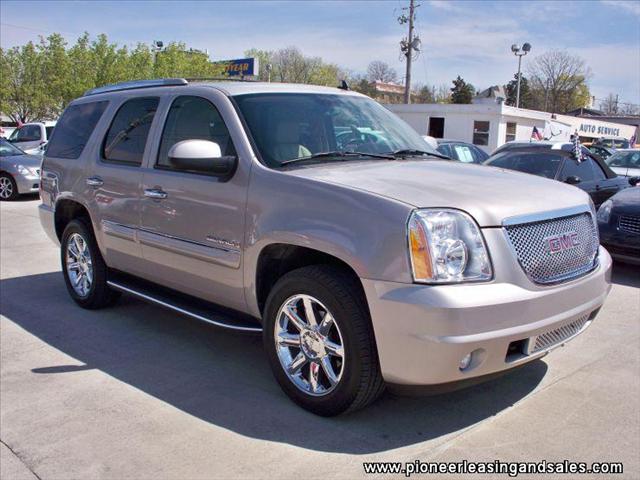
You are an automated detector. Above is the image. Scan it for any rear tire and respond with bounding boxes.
[263,265,384,416]
[61,218,119,309]
[0,173,18,201]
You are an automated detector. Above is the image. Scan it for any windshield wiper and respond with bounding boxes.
[389,149,451,160]
[280,150,395,166]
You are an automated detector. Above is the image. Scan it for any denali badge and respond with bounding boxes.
[544,231,580,254]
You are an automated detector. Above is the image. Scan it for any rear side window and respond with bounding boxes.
[46,101,108,159]
[487,151,562,179]
[45,126,55,139]
[560,157,595,182]
[103,97,159,165]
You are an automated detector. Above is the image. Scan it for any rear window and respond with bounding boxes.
[46,102,108,159]
[102,97,159,165]
[486,151,563,179]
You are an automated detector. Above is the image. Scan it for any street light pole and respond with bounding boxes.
[399,0,420,104]
[511,42,531,108]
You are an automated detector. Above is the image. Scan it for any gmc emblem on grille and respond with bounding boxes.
[544,231,580,254]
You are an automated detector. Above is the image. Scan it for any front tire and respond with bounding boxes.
[0,173,18,201]
[263,265,384,416]
[61,218,119,309]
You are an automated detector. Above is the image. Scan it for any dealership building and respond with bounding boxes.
[385,93,638,153]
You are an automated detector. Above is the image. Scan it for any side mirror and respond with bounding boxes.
[629,176,639,187]
[168,140,236,177]
[565,175,581,185]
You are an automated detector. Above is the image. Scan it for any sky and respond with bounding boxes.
[1,0,639,106]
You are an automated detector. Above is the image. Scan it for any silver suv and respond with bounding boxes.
[39,79,612,416]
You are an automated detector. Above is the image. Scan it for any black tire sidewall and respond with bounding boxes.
[263,267,372,416]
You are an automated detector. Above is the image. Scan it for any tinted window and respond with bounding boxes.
[436,143,451,157]
[471,145,489,162]
[473,121,490,146]
[10,125,41,142]
[103,97,159,165]
[45,126,55,139]
[487,151,562,179]
[560,157,594,182]
[46,102,108,159]
[157,96,235,172]
[588,157,607,181]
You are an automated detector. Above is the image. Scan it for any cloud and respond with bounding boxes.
[601,0,640,16]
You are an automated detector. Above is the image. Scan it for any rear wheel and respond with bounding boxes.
[0,173,18,201]
[263,265,384,416]
[61,218,119,309]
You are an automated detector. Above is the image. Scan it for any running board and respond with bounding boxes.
[106,275,262,333]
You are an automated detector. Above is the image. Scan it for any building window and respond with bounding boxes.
[473,121,490,146]
[506,122,517,143]
[428,117,445,138]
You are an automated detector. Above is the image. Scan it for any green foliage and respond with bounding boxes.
[505,73,532,108]
[450,76,474,104]
[0,33,224,122]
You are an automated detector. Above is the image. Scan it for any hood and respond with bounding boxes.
[285,159,591,227]
[611,186,640,215]
[1,154,42,169]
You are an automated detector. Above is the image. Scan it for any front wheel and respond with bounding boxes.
[0,173,18,201]
[263,265,384,416]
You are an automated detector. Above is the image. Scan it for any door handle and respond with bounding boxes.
[86,176,104,187]
[144,188,168,200]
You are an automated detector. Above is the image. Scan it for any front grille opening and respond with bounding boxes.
[505,339,527,363]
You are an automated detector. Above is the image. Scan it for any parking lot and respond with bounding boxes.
[1,196,639,479]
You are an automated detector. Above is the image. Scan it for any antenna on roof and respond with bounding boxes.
[337,80,349,91]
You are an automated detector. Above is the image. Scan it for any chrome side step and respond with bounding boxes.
[107,279,262,333]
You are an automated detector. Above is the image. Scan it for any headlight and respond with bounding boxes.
[16,165,37,176]
[596,199,613,224]
[408,209,492,283]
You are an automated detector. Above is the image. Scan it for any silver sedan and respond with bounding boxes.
[0,138,41,200]
[606,149,640,178]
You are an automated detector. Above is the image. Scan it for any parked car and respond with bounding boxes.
[7,121,56,151]
[491,140,552,156]
[421,136,489,164]
[597,187,640,265]
[39,79,611,416]
[592,137,630,149]
[605,149,640,178]
[588,144,616,160]
[0,138,41,200]
[484,142,631,208]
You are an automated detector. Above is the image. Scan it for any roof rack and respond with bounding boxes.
[83,78,188,97]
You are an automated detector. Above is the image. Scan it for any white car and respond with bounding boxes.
[605,149,640,178]
[7,121,56,151]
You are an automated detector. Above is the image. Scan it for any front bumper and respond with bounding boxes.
[362,245,612,386]
[599,218,640,265]
[14,172,40,194]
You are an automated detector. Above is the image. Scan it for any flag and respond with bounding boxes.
[531,126,543,141]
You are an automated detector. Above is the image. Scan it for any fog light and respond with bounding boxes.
[459,353,472,371]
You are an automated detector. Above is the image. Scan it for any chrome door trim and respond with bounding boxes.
[106,280,262,333]
[101,220,137,242]
[137,228,241,268]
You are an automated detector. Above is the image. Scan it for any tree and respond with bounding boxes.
[599,93,619,114]
[412,84,435,103]
[526,49,592,113]
[366,61,398,83]
[245,46,339,86]
[450,76,474,104]
[505,73,532,108]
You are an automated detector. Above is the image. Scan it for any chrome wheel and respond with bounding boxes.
[66,233,93,297]
[274,294,345,396]
[0,176,14,199]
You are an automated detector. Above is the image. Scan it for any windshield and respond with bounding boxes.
[0,139,25,156]
[233,93,437,167]
[485,151,563,179]
[606,151,640,168]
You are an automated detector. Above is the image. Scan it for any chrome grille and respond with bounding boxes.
[531,315,590,353]
[504,212,599,284]
[619,215,640,235]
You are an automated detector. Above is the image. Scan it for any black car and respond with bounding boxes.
[435,139,489,164]
[597,187,640,265]
[484,142,632,208]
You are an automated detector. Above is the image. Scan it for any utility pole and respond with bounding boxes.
[399,0,420,104]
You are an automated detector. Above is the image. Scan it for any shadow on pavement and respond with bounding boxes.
[611,262,640,288]
[0,272,547,454]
